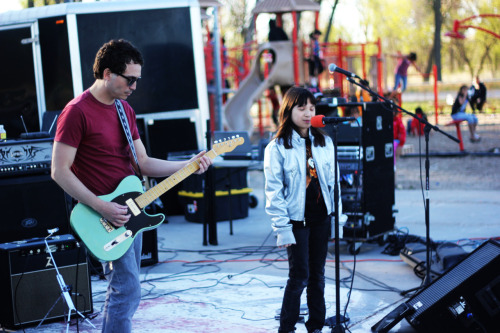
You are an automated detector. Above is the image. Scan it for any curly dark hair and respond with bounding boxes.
[93,39,144,79]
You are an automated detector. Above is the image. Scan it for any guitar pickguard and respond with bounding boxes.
[111,191,164,237]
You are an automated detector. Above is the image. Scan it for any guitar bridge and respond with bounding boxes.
[100,218,115,233]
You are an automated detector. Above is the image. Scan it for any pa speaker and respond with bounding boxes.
[0,174,70,243]
[373,240,500,332]
[362,102,395,236]
[323,101,395,239]
[0,234,92,328]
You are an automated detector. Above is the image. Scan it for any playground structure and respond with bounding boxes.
[202,1,444,137]
[223,41,294,134]
[203,3,500,144]
[445,13,500,40]
[312,38,384,98]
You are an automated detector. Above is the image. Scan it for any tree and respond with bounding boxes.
[220,0,254,45]
[429,0,442,81]
[323,0,340,43]
[357,0,499,83]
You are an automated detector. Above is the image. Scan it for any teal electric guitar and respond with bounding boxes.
[70,136,244,262]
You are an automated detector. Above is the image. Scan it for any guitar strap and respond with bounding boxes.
[115,99,144,184]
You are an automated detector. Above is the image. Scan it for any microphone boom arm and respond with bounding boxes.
[345,75,458,290]
[345,77,459,144]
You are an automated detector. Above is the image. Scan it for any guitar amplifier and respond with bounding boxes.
[0,173,70,244]
[0,234,93,328]
[0,138,53,178]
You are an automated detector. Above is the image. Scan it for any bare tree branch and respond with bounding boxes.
[324,0,339,43]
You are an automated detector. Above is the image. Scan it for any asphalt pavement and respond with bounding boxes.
[10,168,500,333]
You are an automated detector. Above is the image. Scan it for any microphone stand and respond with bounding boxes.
[328,120,348,333]
[345,76,460,290]
[315,116,354,333]
[36,230,96,332]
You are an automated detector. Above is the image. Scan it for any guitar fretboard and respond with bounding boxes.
[134,149,219,209]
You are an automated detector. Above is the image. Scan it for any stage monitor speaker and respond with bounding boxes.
[0,174,70,244]
[372,240,500,332]
[0,234,93,329]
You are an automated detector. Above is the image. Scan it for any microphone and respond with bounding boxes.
[311,115,356,128]
[328,63,369,86]
[328,63,357,78]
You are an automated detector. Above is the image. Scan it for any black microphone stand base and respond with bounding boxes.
[326,314,349,332]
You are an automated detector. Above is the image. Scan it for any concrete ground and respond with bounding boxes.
[10,167,500,333]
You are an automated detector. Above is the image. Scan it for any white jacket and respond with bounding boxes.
[264,129,343,246]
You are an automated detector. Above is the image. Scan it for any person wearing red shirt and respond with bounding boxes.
[393,109,406,167]
[409,107,427,136]
[52,39,212,333]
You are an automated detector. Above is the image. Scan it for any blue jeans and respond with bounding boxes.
[101,234,143,333]
[279,217,331,333]
[393,73,408,92]
[452,112,478,125]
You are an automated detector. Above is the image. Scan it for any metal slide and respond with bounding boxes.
[223,41,295,134]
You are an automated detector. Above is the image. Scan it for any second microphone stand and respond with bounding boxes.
[327,119,349,333]
[346,77,460,289]
[36,231,96,332]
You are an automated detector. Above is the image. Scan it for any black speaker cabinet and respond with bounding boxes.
[323,101,395,240]
[140,228,159,267]
[405,240,500,332]
[136,117,198,159]
[0,234,93,328]
[0,174,70,243]
[372,240,500,332]
[361,102,395,236]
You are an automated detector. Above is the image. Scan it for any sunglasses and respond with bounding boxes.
[115,73,141,86]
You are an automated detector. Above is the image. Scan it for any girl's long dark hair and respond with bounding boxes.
[274,86,326,149]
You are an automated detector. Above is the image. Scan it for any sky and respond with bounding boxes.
[0,0,22,13]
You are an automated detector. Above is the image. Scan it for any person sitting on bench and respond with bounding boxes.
[452,85,480,143]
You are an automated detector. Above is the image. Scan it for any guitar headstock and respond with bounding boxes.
[212,135,245,155]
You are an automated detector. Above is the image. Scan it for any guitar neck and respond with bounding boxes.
[134,149,218,209]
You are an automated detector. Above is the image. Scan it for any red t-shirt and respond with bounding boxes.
[411,114,425,136]
[55,90,140,195]
[393,116,406,146]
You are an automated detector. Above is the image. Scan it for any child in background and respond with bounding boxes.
[408,107,427,136]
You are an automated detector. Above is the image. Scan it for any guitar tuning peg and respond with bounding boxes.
[231,135,235,139]
[236,134,240,137]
